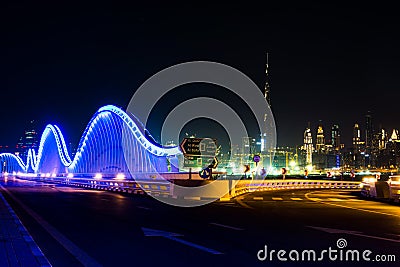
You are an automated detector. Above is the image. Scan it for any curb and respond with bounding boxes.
[0,191,52,267]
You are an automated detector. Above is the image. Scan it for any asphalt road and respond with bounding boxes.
[1,177,399,267]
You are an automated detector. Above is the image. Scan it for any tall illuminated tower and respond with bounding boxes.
[379,128,387,150]
[352,123,362,168]
[304,127,313,165]
[261,52,271,152]
[365,111,373,150]
[316,122,325,153]
[16,120,38,159]
[331,124,341,151]
[264,52,271,106]
[353,123,361,153]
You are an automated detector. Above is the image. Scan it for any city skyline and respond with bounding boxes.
[2,4,400,267]
[2,3,400,147]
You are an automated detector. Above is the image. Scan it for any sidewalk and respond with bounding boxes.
[0,189,51,267]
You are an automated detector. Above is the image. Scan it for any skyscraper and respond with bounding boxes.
[16,120,39,160]
[316,122,325,153]
[304,127,313,165]
[365,111,373,150]
[331,124,341,151]
[379,128,388,150]
[352,123,365,168]
[365,111,374,167]
[353,123,361,153]
[261,52,270,153]
[264,52,271,106]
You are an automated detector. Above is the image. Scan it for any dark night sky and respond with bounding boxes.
[2,2,400,149]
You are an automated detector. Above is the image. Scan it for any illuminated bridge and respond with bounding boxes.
[0,105,181,179]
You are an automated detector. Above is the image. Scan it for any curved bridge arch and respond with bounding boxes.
[0,105,181,178]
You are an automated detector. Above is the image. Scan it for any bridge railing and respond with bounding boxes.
[229,179,361,198]
[12,175,361,201]
[32,176,172,197]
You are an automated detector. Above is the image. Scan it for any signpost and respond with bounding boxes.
[282,167,287,180]
[253,154,260,166]
[180,138,217,168]
[208,157,219,169]
[260,167,266,176]
[199,168,211,179]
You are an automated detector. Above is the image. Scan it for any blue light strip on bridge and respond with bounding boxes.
[0,105,181,174]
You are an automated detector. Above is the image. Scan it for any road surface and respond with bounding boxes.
[1,177,399,267]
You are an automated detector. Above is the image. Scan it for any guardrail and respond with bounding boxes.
[11,175,361,201]
[22,176,172,197]
[229,179,361,198]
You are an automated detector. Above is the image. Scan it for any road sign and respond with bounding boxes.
[199,168,211,178]
[180,138,217,157]
[253,155,260,163]
[208,157,219,169]
[180,138,218,168]
[260,167,266,176]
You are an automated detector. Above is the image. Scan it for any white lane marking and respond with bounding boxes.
[209,223,243,231]
[253,197,264,200]
[305,191,400,218]
[328,198,344,201]
[308,226,400,243]
[291,198,302,201]
[142,227,223,254]
[1,185,102,267]
[272,197,283,201]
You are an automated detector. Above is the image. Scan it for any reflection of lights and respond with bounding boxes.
[289,160,296,168]
[362,177,377,183]
[306,165,313,171]
[94,173,102,179]
[4,172,8,176]
[46,173,51,178]
[12,171,16,175]
[67,173,74,178]
[389,176,400,185]
[51,173,57,178]
[115,173,125,180]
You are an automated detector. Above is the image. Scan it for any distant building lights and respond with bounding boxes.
[94,173,103,179]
